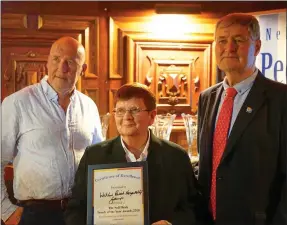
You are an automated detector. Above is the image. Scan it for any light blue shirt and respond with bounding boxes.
[216,69,258,136]
[1,76,103,220]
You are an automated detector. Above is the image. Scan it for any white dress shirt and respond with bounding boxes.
[1,76,103,220]
[121,130,150,162]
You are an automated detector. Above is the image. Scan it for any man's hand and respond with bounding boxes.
[151,220,172,225]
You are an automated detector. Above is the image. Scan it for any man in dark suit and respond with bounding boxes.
[65,83,206,225]
[197,13,287,225]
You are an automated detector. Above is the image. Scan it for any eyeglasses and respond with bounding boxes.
[112,107,151,117]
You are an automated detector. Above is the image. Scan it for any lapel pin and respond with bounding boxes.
[246,107,253,113]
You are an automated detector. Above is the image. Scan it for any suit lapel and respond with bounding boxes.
[204,85,224,159]
[199,85,223,194]
[221,73,268,163]
[106,136,127,163]
[146,134,165,216]
[147,133,164,178]
[147,133,162,157]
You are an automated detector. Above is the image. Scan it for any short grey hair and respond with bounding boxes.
[215,13,260,40]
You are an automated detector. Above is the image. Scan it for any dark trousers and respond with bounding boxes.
[18,207,65,225]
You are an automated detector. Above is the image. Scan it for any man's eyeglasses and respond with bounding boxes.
[112,107,151,117]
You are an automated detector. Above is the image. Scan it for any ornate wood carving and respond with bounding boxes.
[144,55,154,87]
[135,41,212,116]
[15,62,46,84]
[4,51,48,95]
[109,17,124,79]
[154,59,192,115]
[158,64,188,106]
[191,57,200,92]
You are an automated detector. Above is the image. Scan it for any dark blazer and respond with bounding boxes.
[65,133,207,225]
[197,71,287,225]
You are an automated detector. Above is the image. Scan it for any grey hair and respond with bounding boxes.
[215,13,260,40]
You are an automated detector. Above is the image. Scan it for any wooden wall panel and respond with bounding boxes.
[107,16,214,149]
[1,10,216,144]
[1,47,49,99]
[108,89,118,138]
[1,14,27,29]
[2,2,284,144]
[126,36,135,83]
[1,14,101,102]
[109,17,124,79]
[83,18,100,79]
[134,41,212,115]
[84,88,100,105]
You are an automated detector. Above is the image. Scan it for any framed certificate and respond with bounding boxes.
[87,162,149,225]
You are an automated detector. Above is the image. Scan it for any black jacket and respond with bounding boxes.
[65,133,210,225]
[197,72,287,225]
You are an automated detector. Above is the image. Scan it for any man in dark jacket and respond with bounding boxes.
[197,13,287,225]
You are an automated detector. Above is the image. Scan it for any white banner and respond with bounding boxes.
[255,11,286,84]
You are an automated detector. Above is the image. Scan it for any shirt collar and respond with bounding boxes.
[121,130,150,162]
[222,68,258,96]
[40,75,76,101]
